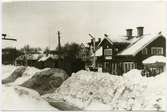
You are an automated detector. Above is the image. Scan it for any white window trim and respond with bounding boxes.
[151,47,163,55]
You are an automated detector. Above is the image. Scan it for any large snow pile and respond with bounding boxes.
[2,65,40,85]
[1,65,19,80]
[2,85,57,111]
[43,70,166,111]
[2,66,27,84]
[21,68,68,95]
[14,67,40,85]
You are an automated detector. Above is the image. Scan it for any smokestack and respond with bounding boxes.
[137,26,144,37]
[126,29,133,39]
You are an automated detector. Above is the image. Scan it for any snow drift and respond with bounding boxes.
[2,65,68,95]
[43,70,166,111]
[21,68,68,95]
[2,85,57,111]
[2,66,27,84]
[1,65,18,80]
[14,66,40,85]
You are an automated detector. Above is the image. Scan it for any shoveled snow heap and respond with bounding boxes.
[2,65,40,85]
[44,69,166,111]
[14,67,40,85]
[1,65,19,80]
[2,85,57,111]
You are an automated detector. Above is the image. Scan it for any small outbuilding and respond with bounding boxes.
[142,55,166,76]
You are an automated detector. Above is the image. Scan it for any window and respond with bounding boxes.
[142,48,148,55]
[123,62,136,73]
[104,49,112,56]
[151,47,163,55]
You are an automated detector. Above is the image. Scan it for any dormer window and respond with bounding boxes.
[151,47,163,55]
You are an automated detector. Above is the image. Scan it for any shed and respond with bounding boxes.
[142,55,166,76]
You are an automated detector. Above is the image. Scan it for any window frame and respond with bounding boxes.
[151,47,163,55]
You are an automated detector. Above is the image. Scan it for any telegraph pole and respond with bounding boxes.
[57,31,61,68]
[58,31,61,59]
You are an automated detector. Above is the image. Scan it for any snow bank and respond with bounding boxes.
[2,66,27,84]
[43,69,166,111]
[2,65,41,85]
[2,85,57,111]
[14,67,40,85]
[1,65,19,80]
[21,68,68,95]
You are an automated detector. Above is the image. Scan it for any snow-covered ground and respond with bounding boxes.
[2,85,58,111]
[44,69,166,111]
[1,65,166,111]
[1,65,19,80]
[1,65,58,111]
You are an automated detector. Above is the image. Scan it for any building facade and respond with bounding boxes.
[97,27,166,75]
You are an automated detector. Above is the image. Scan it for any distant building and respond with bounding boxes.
[78,43,90,62]
[38,54,59,68]
[97,27,166,75]
[15,53,42,66]
[2,36,21,65]
[142,55,166,76]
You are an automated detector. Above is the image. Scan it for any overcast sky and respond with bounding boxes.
[2,1,167,50]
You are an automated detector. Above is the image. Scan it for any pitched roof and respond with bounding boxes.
[118,33,164,56]
[2,39,17,49]
[97,35,137,49]
[97,37,113,48]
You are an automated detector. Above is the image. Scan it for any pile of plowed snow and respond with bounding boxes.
[21,68,68,95]
[2,65,68,95]
[14,67,40,85]
[43,69,166,111]
[2,65,40,85]
[2,85,57,111]
[2,65,19,80]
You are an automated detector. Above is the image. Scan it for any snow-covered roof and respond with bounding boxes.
[97,37,113,48]
[118,33,164,56]
[2,39,17,49]
[143,56,166,64]
[109,37,130,43]
[80,43,89,48]
[97,35,136,49]
[38,56,50,62]
[16,54,42,61]
[38,54,58,62]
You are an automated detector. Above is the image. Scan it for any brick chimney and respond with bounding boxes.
[137,26,144,37]
[126,29,133,40]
